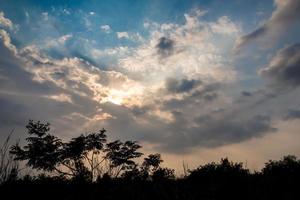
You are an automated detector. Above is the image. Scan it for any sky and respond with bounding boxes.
[1,0,300,172]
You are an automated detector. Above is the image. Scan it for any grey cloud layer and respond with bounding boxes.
[260,43,300,87]
[101,79,281,153]
[236,0,300,50]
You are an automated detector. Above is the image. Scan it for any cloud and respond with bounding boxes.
[83,16,92,29]
[209,16,240,35]
[0,29,17,53]
[45,34,73,49]
[259,43,300,87]
[130,82,300,153]
[101,79,279,153]
[0,25,143,141]
[241,91,252,97]
[284,109,300,120]
[63,9,71,15]
[235,0,300,50]
[41,12,49,21]
[184,114,275,149]
[101,25,111,33]
[165,78,201,93]
[19,47,142,104]
[0,12,13,30]
[44,93,73,103]
[156,37,175,58]
[116,32,129,39]
[57,34,73,44]
[118,11,238,83]
[0,30,70,132]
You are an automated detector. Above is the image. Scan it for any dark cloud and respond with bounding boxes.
[241,91,252,97]
[284,109,300,120]
[165,78,200,93]
[162,82,219,110]
[130,105,150,116]
[237,27,267,49]
[156,37,175,57]
[203,93,218,101]
[163,114,276,152]
[260,43,300,87]
[235,0,300,50]
[155,86,277,152]
[124,99,276,154]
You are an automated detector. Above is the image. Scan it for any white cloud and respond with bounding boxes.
[117,31,129,39]
[44,93,73,103]
[101,24,111,33]
[91,46,129,58]
[63,8,71,15]
[143,22,150,29]
[210,16,240,35]
[58,34,72,44]
[45,34,73,48]
[117,12,238,84]
[0,12,13,30]
[0,29,17,54]
[42,12,49,21]
[116,31,144,42]
[19,49,143,104]
[84,17,92,29]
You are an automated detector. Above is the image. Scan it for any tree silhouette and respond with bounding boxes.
[262,155,300,175]
[10,120,143,181]
[10,120,62,172]
[152,167,175,181]
[104,140,143,177]
[143,153,163,171]
[188,158,249,179]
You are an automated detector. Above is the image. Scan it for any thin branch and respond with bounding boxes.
[61,162,76,174]
[54,167,73,176]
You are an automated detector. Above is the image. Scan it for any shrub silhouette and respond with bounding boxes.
[0,131,19,184]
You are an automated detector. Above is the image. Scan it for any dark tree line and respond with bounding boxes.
[1,120,300,200]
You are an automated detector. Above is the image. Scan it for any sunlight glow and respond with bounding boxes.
[104,86,144,106]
